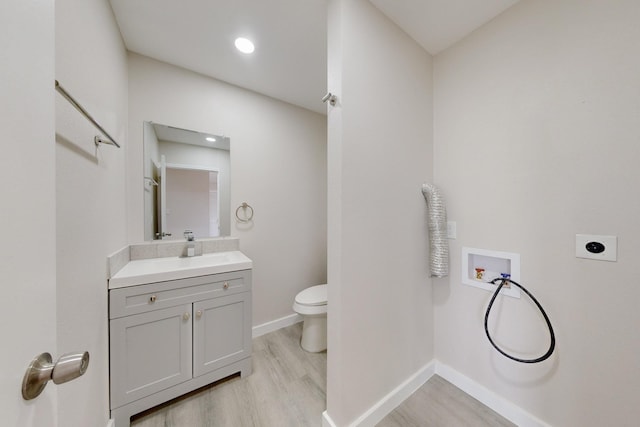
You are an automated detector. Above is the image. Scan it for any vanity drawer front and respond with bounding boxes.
[110,270,251,319]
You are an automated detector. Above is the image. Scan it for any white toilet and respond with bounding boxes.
[293,284,327,352]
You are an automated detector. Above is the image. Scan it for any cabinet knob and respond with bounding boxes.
[149,295,157,303]
[223,282,229,290]
[183,312,190,321]
[196,310,202,319]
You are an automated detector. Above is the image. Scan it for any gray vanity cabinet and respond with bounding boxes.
[193,293,251,377]
[109,270,252,427]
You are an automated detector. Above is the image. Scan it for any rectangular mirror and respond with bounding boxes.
[143,121,230,240]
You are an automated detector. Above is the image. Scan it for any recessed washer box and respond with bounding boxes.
[461,247,521,298]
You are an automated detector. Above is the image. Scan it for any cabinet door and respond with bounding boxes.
[110,304,192,409]
[193,293,252,378]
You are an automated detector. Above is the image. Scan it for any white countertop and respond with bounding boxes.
[109,251,252,289]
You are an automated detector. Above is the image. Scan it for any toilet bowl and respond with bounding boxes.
[293,284,327,352]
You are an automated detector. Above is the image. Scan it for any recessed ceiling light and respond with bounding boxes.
[206,137,216,142]
[234,37,255,54]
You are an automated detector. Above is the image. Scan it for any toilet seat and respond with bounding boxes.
[293,284,327,315]
[295,284,327,306]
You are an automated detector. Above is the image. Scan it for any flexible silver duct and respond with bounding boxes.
[422,184,449,278]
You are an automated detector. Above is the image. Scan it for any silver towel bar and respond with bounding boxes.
[322,92,337,106]
[55,80,121,148]
[144,177,159,186]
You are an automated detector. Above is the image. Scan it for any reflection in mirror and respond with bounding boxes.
[143,122,230,241]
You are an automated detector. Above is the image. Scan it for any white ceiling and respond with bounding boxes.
[370,0,520,55]
[109,0,519,115]
[152,123,230,151]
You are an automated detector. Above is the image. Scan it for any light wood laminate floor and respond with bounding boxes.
[377,375,516,427]
[131,323,514,427]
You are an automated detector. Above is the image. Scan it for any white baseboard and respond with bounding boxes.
[252,313,303,338]
[435,361,551,427]
[322,359,549,427]
[106,419,115,427]
[346,361,436,427]
[322,410,338,427]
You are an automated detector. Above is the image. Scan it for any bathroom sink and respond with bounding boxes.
[109,251,252,289]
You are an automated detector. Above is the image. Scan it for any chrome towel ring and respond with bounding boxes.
[235,202,254,222]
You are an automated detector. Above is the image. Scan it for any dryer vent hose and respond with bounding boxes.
[421,184,449,278]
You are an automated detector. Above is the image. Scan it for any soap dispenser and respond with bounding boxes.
[184,230,195,257]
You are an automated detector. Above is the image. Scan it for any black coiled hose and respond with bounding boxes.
[484,278,556,363]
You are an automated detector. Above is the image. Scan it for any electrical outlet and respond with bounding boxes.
[447,221,457,239]
[576,234,617,261]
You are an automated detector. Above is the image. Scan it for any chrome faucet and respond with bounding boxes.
[184,230,195,257]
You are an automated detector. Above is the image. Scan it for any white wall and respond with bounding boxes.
[326,0,434,424]
[127,53,327,326]
[55,0,128,425]
[433,0,640,425]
